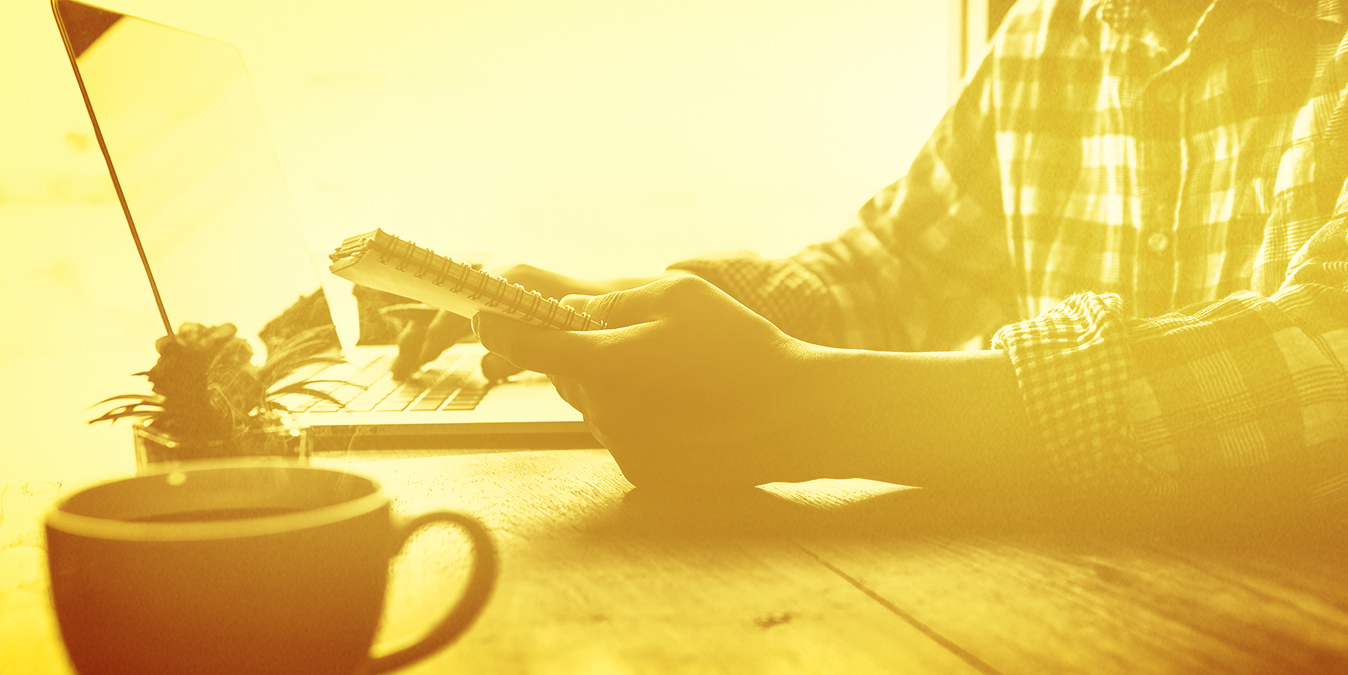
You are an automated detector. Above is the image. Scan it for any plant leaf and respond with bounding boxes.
[268,382,347,407]
[258,325,343,387]
[88,393,163,409]
[87,398,165,425]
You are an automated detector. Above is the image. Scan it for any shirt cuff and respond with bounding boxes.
[992,293,1178,497]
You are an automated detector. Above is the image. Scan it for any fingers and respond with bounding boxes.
[480,352,523,382]
[390,310,472,380]
[473,312,592,378]
[391,318,430,380]
[421,310,467,362]
[544,372,588,412]
[378,303,440,327]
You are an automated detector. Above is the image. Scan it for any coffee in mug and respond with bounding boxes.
[45,463,496,675]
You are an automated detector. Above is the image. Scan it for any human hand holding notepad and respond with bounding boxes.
[333,231,683,377]
[472,274,823,488]
[382,265,635,378]
[329,229,610,332]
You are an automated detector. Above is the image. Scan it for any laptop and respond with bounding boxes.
[52,0,598,450]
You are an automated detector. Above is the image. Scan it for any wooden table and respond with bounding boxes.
[4,447,1346,674]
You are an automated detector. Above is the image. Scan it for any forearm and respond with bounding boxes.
[795,346,1037,490]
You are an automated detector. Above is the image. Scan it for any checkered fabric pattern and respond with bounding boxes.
[672,0,1348,506]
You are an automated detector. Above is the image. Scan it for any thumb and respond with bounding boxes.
[560,277,680,329]
[472,312,591,377]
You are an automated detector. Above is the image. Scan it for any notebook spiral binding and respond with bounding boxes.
[357,230,608,331]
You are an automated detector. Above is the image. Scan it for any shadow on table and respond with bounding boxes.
[505,455,1348,675]
[607,475,1347,554]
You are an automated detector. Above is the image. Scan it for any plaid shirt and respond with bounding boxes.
[672,0,1348,507]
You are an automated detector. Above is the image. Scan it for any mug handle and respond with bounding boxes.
[360,510,498,675]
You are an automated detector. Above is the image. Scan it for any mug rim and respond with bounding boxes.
[46,463,387,543]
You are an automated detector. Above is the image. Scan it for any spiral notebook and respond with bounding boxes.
[329,230,608,332]
[52,0,599,450]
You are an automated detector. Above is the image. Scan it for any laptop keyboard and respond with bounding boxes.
[290,353,488,413]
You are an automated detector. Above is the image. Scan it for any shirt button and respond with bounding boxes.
[1147,232,1171,254]
[1155,83,1178,105]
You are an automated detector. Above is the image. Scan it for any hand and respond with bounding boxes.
[472,275,833,489]
[388,308,479,380]
[391,264,681,380]
[474,275,1038,492]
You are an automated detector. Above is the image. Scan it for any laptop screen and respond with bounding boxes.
[54,0,339,360]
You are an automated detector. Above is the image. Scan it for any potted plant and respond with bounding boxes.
[90,322,347,469]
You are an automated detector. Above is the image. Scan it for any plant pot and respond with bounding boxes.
[131,415,311,473]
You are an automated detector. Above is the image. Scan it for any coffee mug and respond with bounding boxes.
[45,463,497,675]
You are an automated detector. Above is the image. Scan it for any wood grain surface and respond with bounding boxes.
[3,448,1346,674]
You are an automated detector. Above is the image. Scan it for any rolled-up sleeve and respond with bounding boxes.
[991,13,1348,506]
[995,91,1348,507]
[994,250,1348,508]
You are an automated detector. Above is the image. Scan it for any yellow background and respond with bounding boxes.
[0,0,952,481]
